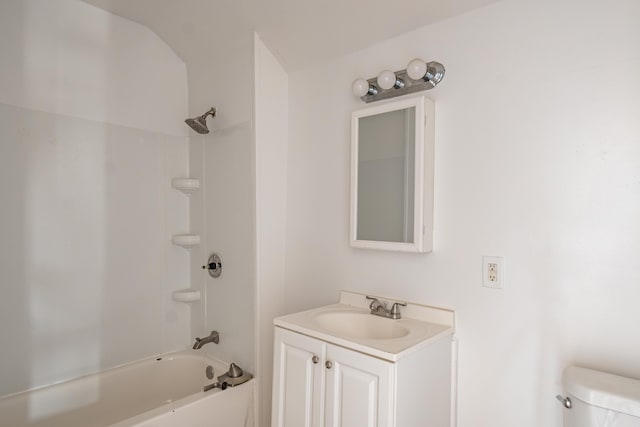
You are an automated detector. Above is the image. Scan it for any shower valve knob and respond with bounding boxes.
[203,253,223,278]
[203,262,221,270]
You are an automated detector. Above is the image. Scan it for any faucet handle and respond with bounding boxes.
[390,302,407,316]
[365,295,384,310]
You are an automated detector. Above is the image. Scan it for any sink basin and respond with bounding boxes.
[312,311,410,340]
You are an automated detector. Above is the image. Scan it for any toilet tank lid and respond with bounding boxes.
[563,366,640,418]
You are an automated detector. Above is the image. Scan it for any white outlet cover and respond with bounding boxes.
[482,256,504,289]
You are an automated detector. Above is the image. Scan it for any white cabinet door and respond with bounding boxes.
[272,328,325,427]
[324,344,395,427]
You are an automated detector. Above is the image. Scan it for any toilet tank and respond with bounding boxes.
[562,366,640,427]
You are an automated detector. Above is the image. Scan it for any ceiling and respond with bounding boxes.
[81,0,498,71]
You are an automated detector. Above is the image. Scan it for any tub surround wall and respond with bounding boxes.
[285,0,640,426]
[0,0,189,397]
[199,119,255,371]
[187,32,256,373]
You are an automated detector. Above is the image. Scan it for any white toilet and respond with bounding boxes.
[561,366,640,426]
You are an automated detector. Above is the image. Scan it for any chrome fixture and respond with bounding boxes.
[218,362,253,386]
[352,58,445,103]
[202,253,222,278]
[556,395,572,409]
[193,330,219,349]
[377,70,405,90]
[204,381,227,392]
[206,365,215,380]
[351,79,378,97]
[185,107,216,134]
[204,362,253,392]
[366,296,407,319]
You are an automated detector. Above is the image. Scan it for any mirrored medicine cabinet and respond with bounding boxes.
[350,96,434,253]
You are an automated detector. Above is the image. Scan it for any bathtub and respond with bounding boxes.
[0,351,255,427]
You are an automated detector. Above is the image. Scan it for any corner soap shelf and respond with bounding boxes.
[169,178,200,300]
[172,288,201,303]
[171,178,200,195]
[172,234,200,248]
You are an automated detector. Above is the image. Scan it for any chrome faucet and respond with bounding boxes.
[193,330,219,349]
[366,296,407,320]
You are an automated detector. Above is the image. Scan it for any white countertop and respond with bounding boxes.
[274,291,455,362]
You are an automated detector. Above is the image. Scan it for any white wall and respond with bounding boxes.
[0,0,187,137]
[0,0,190,397]
[254,34,289,427]
[285,0,640,426]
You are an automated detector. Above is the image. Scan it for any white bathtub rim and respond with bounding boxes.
[109,378,256,427]
[0,349,230,401]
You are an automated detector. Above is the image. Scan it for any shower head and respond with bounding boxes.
[185,107,216,134]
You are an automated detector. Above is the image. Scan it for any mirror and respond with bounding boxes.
[350,96,434,253]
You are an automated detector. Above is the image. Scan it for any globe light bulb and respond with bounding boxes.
[351,78,370,97]
[406,58,427,80]
[377,70,397,90]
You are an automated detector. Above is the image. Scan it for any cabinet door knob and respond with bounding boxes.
[312,355,319,364]
[325,361,333,369]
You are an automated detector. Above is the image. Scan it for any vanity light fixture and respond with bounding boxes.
[352,58,445,103]
[377,70,405,90]
[351,78,378,97]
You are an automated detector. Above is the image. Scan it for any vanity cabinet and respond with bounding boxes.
[271,328,324,427]
[272,326,452,427]
[324,339,394,427]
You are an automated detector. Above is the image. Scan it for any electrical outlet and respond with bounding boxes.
[488,263,498,282]
[483,256,504,289]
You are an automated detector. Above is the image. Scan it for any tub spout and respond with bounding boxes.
[193,331,219,349]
